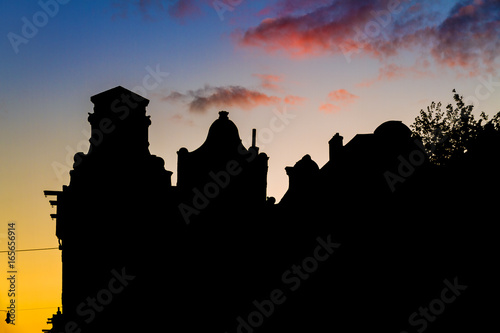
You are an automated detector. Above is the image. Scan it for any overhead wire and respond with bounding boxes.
[1,306,60,312]
[0,247,59,253]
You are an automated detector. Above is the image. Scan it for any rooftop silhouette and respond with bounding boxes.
[42,86,499,333]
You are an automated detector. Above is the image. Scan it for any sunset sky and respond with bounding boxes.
[1,0,499,332]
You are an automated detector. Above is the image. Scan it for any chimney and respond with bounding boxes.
[328,133,343,162]
[250,128,259,153]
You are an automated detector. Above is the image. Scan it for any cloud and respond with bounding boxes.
[253,73,284,91]
[319,103,340,114]
[111,0,203,20]
[319,89,358,113]
[169,113,194,126]
[167,0,202,19]
[256,0,333,17]
[163,85,281,113]
[327,89,358,103]
[284,95,307,105]
[237,0,500,75]
[162,90,188,102]
[237,1,399,58]
[429,0,500,75]
[356,62,434,87]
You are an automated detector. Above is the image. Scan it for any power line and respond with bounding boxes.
[0,247,58,253]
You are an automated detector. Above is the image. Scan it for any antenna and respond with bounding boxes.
[252,129,256,147]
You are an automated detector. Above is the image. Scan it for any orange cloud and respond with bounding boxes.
[253,73,284,91]
[162,91,186,102]
[327,89,358,103]
[284,95,306,105]
[356,63,434,87]
[164,85,281,113]
[169,114,194,126]
[237,0,500,75]
[319,89,358,114]
[319,103,340,114]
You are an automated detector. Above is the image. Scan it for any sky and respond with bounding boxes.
[0,0,499,332]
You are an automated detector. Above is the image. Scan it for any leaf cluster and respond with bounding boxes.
[411,89,500,165]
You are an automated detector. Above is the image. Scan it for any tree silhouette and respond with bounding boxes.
[411,89,500,165]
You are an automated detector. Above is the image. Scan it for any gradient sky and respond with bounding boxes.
[1,1,499,332]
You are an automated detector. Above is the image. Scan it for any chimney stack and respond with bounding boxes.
[328,133,343,162]
[250,128,259,153]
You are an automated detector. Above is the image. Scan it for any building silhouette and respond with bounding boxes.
[43,87,498,333]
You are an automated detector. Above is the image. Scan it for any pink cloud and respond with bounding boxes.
[356,63,434,87]
[169,114,194,126]
[163,80,307,113]
[319,103,340,114]
[238,1,396,58]
[253,73,284,91]
[319,88,358,114]
[164,85,281,113]
[237,0,500,75]
[327,89,358,103]
[284,95,307,105]
[161,91,187,102]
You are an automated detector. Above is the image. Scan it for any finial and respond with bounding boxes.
[219,111,229,119]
